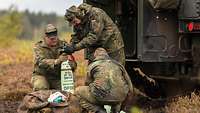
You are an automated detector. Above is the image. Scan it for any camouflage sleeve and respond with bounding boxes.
[85,65,96,85]
[87,66,111,95]
[89,72,111,97]
[85,72,93,86]
[70,26,82,45]
[74,11,104,51]
[70,34,81,45]
[34,46,57,71]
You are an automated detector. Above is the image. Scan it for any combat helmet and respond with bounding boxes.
[65,5,80,22]
[78,3,92,13]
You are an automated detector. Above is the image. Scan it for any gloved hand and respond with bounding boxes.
[60,44,75,54]
[54,54,68,65]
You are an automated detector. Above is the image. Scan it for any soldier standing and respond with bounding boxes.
[74,48,133,113]
[65,3,125,66]
[32,24,77,91]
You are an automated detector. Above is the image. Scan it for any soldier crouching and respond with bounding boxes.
[74,48,133,113]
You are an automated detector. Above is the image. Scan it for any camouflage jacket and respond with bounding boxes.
[71,5,124,61]
[85,55,133,101]
[33,40,77,80]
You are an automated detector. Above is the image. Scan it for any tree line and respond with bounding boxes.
[0,6,71,41]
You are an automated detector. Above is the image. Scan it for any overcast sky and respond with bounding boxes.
[0,0,82,15]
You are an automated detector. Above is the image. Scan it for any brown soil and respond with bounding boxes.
[0,101,20,113]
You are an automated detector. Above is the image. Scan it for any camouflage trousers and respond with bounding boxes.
[74,86,122,113]
[31,74,61,91]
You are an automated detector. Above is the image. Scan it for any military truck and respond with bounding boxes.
[84,0,200,98]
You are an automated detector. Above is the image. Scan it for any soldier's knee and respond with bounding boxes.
[75,86,86,95]
[31,75,49,91]
[74,86,90,97]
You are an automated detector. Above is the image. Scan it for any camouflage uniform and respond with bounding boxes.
[32,25,77,91]
[65,3,125,65]
[74,48,133,113]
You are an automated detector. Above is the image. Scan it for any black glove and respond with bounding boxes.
[60,44,75,54]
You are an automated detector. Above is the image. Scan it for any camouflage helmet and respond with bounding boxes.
[65,5,80,22]
[94,48,109,59]
[78,3,92,14]
[45,24,57,34]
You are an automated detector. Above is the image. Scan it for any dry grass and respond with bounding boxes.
[0,40,33,65]
[165,92,200,113]
[125,92,200,113]
[0,40,34,100]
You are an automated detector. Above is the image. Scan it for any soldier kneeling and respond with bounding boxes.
[74,48,133,113]
[32,24,77,91]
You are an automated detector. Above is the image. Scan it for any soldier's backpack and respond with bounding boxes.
[148,0,180,10]
[17,90,82,113]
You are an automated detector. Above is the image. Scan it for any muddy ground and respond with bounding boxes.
[0,101,20,113]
